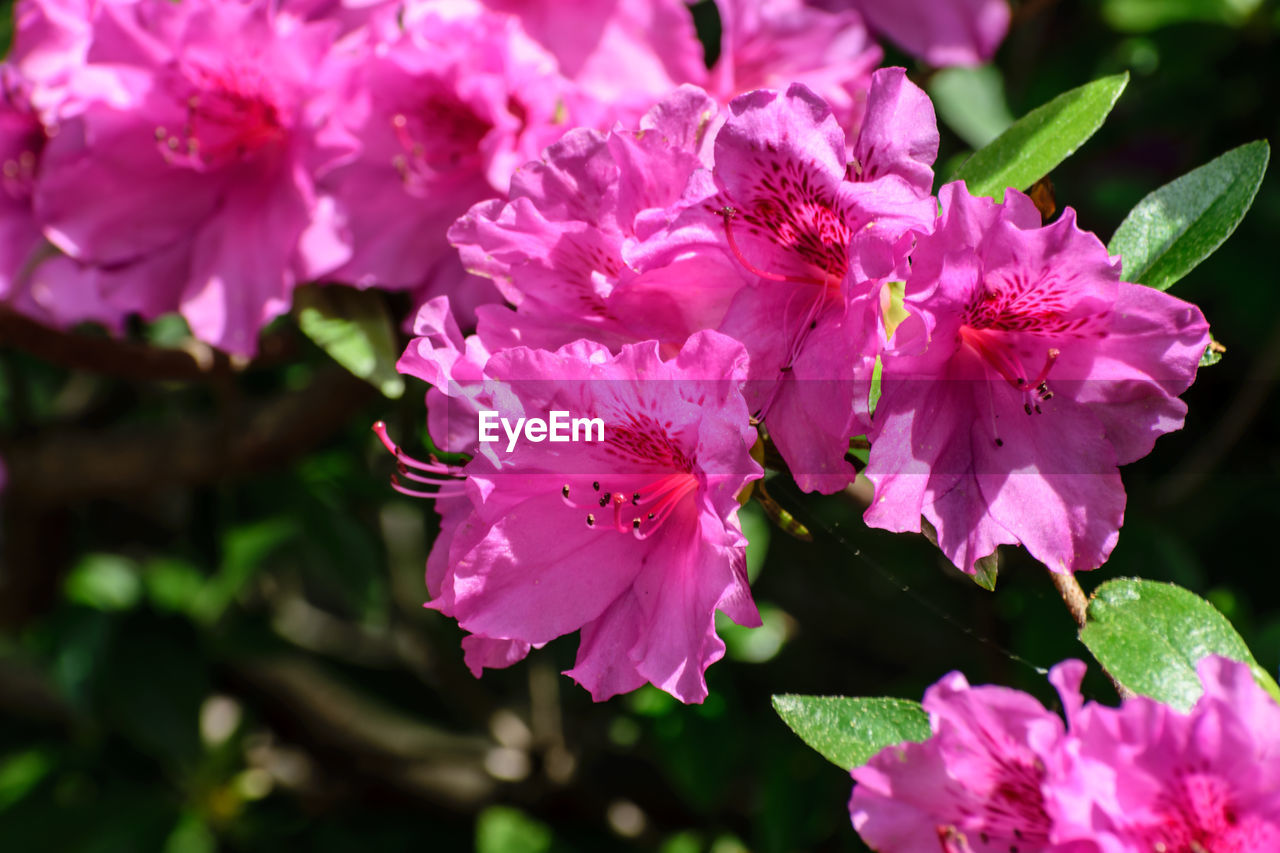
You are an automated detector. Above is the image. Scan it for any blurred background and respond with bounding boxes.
[2,1,1278,850]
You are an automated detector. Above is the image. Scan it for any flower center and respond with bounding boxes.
[1,98,43,201]
[1133,770,1274,853]
[959,326,1059,416]
[716,195,848,290]
[391,92,491,194]
[559,413,700,538]
[155,62,287,170]
[561,472,699,539]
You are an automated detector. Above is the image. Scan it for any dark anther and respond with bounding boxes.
[562,484,570,498]
[598,496,608,507]
[592,481,600,491]
[632,519,641,530]
[632,492,640,504]
[1024,402,1034,415]
[586,514,595,527]
[995,438,1004,447]
[647,513,655,520]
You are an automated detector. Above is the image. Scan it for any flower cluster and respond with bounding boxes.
[0,0,1002,353]
[850,656,1280,852]
[389,66,1209,702]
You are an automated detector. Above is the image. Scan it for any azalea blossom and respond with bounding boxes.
[449,85,744,356]
[864,182,1210,574]
[1047,656,1280,851]
[849,662,1081,852]
[322,0,582,305]
[820,0,1010,67]
[387,319,762,703]
[850,657,1280,852]
[480,0,707,126]
[629,69,938,493]
[0,66,122,329]
[29,0,359,355]
[709,0,882,134]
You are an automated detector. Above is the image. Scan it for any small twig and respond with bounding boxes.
[0,309,296,382]
[1048,569,1090,630]
[1048,569,1135,700]
[1,365,374,509]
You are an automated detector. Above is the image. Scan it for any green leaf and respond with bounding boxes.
[1108,140,1269,291]
[1080,578,1280,711]
[1199,334,1224,367]
[950,73,1129,202]
[295,284,405,398]
[771,695,931,770]
[64,554,142,612]
[972,551,999,591]
[928,65,1014,150]
[475,806,553,853]
[1102,0,1263,32]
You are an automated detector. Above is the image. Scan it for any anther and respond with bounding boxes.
[562,484,570,499]
[647,513,655,520]
[586,514,595,527]
[995,438,1004,447]
[632,492,640,504]
[598,496,608,507]
[592,481,600,491]
[632,519,641,530]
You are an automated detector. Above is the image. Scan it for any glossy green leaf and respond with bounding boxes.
[1080,578,1280,711]
[951,73,1129,202]
[928,65,1013,149]
[771,695,931,770]
[1108,140,1269,291]
[295,284,405,398]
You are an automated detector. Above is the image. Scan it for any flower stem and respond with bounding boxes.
[1048,569,1135,700]
[1049,570,1090,630]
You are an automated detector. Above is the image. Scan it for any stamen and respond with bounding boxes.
[718,207,827,287]
[372,421,465,501]
[390,476,467,501]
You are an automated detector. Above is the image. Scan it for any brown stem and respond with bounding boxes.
[1049,569,1090,630]
[0,364,374,510]
[1048,569,1135,700]
[0,308,296,382]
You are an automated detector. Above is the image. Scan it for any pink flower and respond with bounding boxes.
[322,0,582,302]
[1047,657,1280,852]
[449,85,743,355]
[29,0,358,355]
[0,67,122,330]
[709,0,882,134]
[630,70,937,493]
[864,182,1209,575]
[480,0,708,125]
[821,0,1010,67]
[387,322,762,703]
[849,662,1083,852]
[851,658,1280,851]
